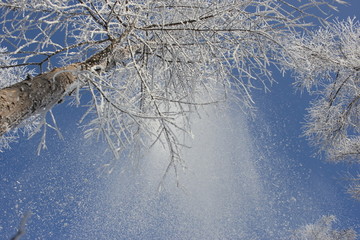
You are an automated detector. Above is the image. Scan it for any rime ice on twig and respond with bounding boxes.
[280,18,360,163]
[0,0,348,177]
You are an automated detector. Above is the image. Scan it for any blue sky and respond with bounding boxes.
[1,1,360,239]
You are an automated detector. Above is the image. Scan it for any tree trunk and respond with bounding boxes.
[0,63,81,136]
[0,42,130,136]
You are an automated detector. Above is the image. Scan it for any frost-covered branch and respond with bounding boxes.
[280,18,360,163]
[291,215,357,240]
[0,0,347,176]
[347,173,360,201]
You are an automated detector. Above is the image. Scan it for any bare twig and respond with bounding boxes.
[11,212,31,240]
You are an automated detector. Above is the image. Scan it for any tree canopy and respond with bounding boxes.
[291,215,357,240]
[0,0,358,176]
[1,0,360,238]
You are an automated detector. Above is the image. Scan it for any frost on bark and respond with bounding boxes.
[0,64,80,136]
[0,40,121,137]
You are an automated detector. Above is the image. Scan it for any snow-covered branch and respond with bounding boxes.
[0,0,348,175]
[280,18,360,163]
[291,215,357,240]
